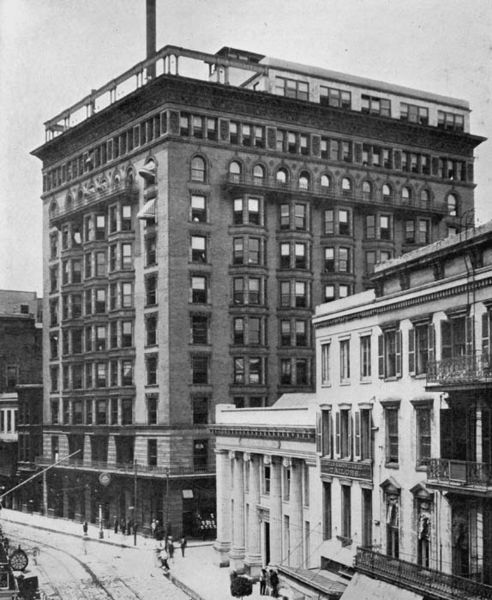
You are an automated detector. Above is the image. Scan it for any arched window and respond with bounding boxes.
[420,189,431,208]
[362,181,372,201]
[382,184,392,202]
[276,168,289,186]
[229,161,242,183]
[342,177,352,194]
[191,156,206,182]
[253,164,265,184]
[299,171,310,191]
[320,174,331,189]
[402,186,412,204]
[447,194,457,216]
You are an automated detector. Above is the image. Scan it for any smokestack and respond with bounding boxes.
[146,0,156,78]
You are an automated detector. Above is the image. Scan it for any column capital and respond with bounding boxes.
[282,457,292,468]
[214,448,230,456]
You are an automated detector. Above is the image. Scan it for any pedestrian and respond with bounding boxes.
[159,547,170,572]
[168,539,174,561]
[120,517,126,534]
[180,535,187,557]
[133,522,138,537]
[113,516,118,534]
[259,568,267,595]
[82,521,88,536]
[151,519,157,538]
[269,568,279,598]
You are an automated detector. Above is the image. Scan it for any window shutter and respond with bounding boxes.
[466,316,474,355]
[266,127,277,150]
[396,330,402,378]
[440,409,452,458]
[408,327,415,375]
[315,411,322,454]
[441,321,452,359]
[354,143,363,164]
[348,413,354,460]
[354,411,361,460]
[335,412,341,458]
[428,323,435,365]
[393,150,401,170]
[482,313,490,356]
[378,335,385,378]
[329,412,334,458]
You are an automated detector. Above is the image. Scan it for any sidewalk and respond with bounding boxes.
[0,508,262,600]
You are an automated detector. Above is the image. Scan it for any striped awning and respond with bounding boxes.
[137,198,156,220]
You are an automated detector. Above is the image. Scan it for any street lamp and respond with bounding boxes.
[98,503,104,539]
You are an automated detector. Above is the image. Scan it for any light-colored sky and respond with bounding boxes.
[1,0,491,295]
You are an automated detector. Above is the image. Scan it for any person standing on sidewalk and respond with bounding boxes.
[168,538,175,562]
[180,536,187,557]
[82,521,88,536]
[259,568,267,595]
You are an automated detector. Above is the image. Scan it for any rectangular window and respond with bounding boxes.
[148,439,158,466]
[366,215,375,239]
[295,320,307,346]
[295,281,307,308]
[207,118,217,141]
[249,317,261,345]
[339,209,350,235]
[96,362,107,388]
[360,335,371,379]
[145,313,157,346]
[233,238,244,265]
[191,194,207,223]
[381,330,402,378]
[283,465,291,501]
[234,317,245,345]
[321,343,330,385]
[121,205,132,231]
[247,198,260,225]
[95,214,106,240]
[193,396,208,425]
[323,481,332,540]
[146,354,158,385]
[294,204,306,230]
[340,339,350,382]
[324,284,335,302]
[280,281,291,307]
[324,209,334,235]
[121,321,133,347]
[416,407,431,467]
[405,220,415,244]
[418,220,430,245]
[145,235,157,266]
[121,361,133,386]
[191,314,208,344]
[263,462,271,494]
[121,398,133,424]
[320,86,351,109]
[192,355,209,384]
[193,439,208,470]
[95,288,106,314]
[121,243,133,270]
[121,282,133,308]
[191,276,207,304]
[95,325,106,351]
[147,395,157,425]
[380,215,391,240]
[361,94,391,117]
[341,485,351,540]
[191,235,207,263]
[338,247,350,273]
[296,359,308,385]
[280,358,292,385]
[386,408,399,464]
[145,275,157,305]
[295,243,306,269]
[280,319,291,346]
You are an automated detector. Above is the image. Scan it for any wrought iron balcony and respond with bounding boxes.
[224,173,447,216]
[427,458,492,492]
[427,352,492,387]
[320,458,372,481]
[35,456,215,478]
[355,547,492,600]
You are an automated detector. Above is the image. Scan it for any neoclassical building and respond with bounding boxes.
[214,222,492,600]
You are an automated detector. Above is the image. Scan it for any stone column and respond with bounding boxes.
[290,459,304,567]
[230,451,246,572]
[244,453,262,577]
[270,457,282,565]
[214,449,232,567]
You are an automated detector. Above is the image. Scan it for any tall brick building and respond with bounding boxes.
[32,39,483,534]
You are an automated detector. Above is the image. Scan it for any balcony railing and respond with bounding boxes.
[355,547,492,600]
[427,353,492,386]
[320,458,372,481]
[224,173,447,215]
[35,456,215,477]
[428,458,492,489]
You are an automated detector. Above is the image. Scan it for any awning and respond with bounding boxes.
[137,198,156,220]
[341,572,423,600]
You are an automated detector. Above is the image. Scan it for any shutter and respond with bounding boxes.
[466,316,474,355]
[428,323,435,365]
[440,409,452,459]
[378,334,385,378]
[431,156,440,177]
[482,313,490,356]
[335,412,341,458]
[408,327,415,375]
[393,150,401,170]
[348,413,354,459]
[315,411,322,454]
[441,321,452,359]
[396,330,402,378]
[354,143,363,164]
[354,411,361,460]
[266,127,277,150]
[329,411,334,458]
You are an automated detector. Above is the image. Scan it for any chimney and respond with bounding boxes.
[146,0,156,78]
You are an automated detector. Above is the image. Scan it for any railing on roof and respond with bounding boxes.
[224,173,447,214]
[44,45,268,141]
[355,546,492,600]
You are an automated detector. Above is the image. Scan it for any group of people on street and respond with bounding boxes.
[259,567,279,597]
[157,534,188,573]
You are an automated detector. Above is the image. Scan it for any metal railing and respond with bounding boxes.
[356,547,492,600]
[428,458,492,488]
[427,352,492,385]
[35,456,215,477]
[225,173,447,214]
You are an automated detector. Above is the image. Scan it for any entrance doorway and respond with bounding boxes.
[264,521,270,566]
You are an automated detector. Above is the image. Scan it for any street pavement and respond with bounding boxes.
[1,508,264,600]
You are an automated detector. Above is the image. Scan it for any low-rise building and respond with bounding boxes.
[214,222,492,599]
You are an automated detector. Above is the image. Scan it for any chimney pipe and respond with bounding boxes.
[146,0,156,78]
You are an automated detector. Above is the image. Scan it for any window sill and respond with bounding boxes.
[340,380,351,386]
[415,464,428,472]
[360,378,372,384]
[385,462,399,470]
